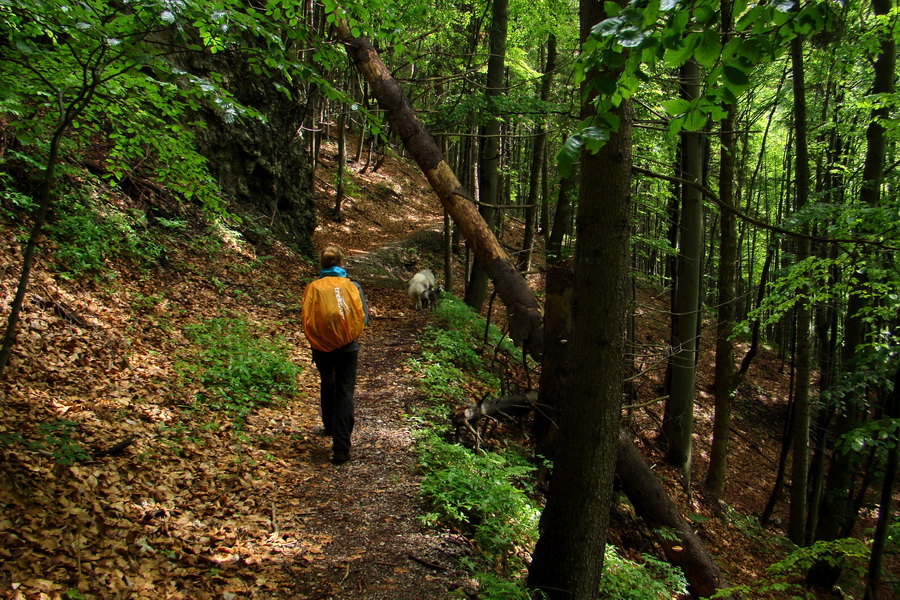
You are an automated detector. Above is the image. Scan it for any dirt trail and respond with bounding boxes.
[266,144,477,598]
[266,285,474,599]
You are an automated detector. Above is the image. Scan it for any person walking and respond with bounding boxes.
[301,245,368,465]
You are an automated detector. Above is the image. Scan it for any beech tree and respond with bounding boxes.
[527,0,632,593]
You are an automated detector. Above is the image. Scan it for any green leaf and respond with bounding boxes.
[735,5,766,31]
[663,37,696,68]
[694,29,721,68]
[593,17,623,37]
[581,126,609,153]
[693,5,717,24]
[556,135,584,179]
[685,108,708,131]
[723,65,750,88]
[617,27,646,48]
[662,98,692,116]
[594,75,618,96]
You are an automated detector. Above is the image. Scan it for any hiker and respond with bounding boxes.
[302,245,369,465]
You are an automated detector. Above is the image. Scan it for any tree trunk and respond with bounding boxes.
[788,33,813,547]
[473,392,735,599]
[527,2,631,595]
[812,0,894,584]
[532,260,574,459]
[518,33,556,272]
[864,369,900,599]
[546,173,575,264]
[332,109,347,220]
[663,59,704,487]
[704,0,739,497]
[0,84,97,379]
[333,19,544,358]
[464,0,507,310]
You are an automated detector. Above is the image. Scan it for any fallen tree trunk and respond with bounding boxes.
[463,394,732,598]
[616,430,734,599]
[333,19,544,359]
[463,391,538,421]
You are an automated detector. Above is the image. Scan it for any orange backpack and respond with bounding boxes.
[302,277,366,352]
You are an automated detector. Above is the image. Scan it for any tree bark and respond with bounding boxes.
[333,19,544,358]
[812,0,895,584]
[788,33,813,547]
[864,369,900,599]
[617,431,734,599]
[471,392,735,599]
[0,84,98,379]
[704,0,739,496]
[518,33,556,272]
[332,109,347,220]
[532,260,574,458]
[465,0,507,310]
[546,173,575,264]
[527,2,631,595]
[662,59,704,487]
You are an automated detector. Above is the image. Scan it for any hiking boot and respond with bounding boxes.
[331,451,351,465]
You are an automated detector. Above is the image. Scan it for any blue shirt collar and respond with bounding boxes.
[319,265,348,278]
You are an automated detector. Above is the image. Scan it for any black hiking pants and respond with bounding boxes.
[311,347,357,456]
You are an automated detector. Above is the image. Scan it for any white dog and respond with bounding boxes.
[407,269,436,310]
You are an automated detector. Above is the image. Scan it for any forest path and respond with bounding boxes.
[264,286,475,599]
[266,147,477,598]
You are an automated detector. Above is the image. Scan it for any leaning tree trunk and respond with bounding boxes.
[332,18,544,358]
[617,431,734,598]
[468,395,735,598]
[0,82,98,379]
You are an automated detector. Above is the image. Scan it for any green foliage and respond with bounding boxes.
[713,538,870,599]
[41,189,179,279]
[408,291,685,600]
[178,315,301,421]
[598,546,687,599]
[0,421,88,465]
[32,420,90,466]
[417,430,539,564]
[0,0,363,220]
[838,416,900,456]
[430,294,523,361]
[557,0,836,175]
[45,195,127,280]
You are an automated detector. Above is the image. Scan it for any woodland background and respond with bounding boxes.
[1,0,899,598]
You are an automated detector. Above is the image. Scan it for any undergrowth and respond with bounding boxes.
[176,314,302,423]
[408,294,687,599]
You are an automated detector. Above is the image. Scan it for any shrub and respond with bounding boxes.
[179,315,301,421]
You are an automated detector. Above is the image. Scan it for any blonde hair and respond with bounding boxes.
[320,245,344,269]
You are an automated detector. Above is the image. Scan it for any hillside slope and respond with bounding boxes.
[0,143,476,599]
[0,137,881,599]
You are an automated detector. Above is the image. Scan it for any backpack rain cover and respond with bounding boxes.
[302,277,365,352]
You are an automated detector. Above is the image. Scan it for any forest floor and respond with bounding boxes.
[0,137,890,599]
